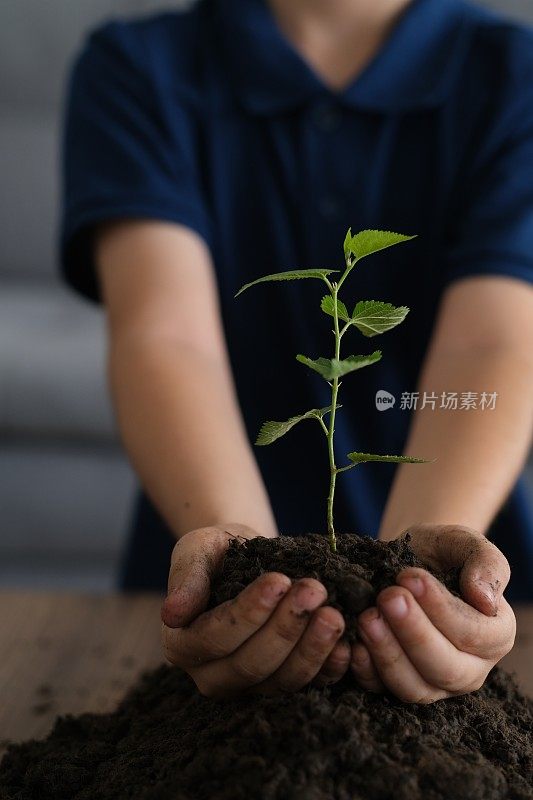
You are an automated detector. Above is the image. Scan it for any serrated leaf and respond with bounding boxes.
[320,294,350,322]
[296,351,381,380]
[351,300,410,337]
[255,405,337,445]
[347,452,433,465]
[235,269,339,298]
[344,229,416,261]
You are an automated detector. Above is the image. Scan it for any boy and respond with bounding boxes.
[62,0,531,700]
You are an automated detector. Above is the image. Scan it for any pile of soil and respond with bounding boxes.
[1,534,531,800]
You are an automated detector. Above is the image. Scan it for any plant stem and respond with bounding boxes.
[326,281,342,553]
[323,256,356,551]
[335,462,356,474]
[317,415,329,437]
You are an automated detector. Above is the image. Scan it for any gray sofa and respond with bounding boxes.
[1,0,532,589]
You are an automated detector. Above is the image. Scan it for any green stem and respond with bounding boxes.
[336,256,356,291]
[317,415,329,437]
[323,257,356,552]
[326,281,342,553]
[339,320,351,340]
[335,463,357,474]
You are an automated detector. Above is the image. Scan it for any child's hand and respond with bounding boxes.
[161,525,349,697]
[351,524,516,703]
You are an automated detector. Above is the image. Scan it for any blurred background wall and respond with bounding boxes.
[1,0,532,591]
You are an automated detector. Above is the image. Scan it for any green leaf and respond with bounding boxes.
[347,452,433,465]
[344,229,416,261]
[320,294,350,322]
[296,351,382,380]
[255,405,338,445]
[351,300,410,337]
[235,269,339,298]
[343,228,353,260]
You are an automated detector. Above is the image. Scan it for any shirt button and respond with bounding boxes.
[311,102,342,133]
[318,196,341,217]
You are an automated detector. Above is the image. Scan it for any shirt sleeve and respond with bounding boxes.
[60,21,212,302]
[440,48,533,292]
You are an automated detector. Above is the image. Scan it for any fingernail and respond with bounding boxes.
[381,593,409,619]
[160,595,183,627]
[314,616,340,642]
[352,644,370,667]
[361,612,387,643]
[477,580,498,614]
[262,578,291,607]
[293,582,325,612]
[329,653,349,669]
[401,576,424,598]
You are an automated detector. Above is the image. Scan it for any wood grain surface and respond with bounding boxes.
[0,592,531,757]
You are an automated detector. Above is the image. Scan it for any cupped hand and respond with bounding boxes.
[351,524,516,703]
[161,525,350,697]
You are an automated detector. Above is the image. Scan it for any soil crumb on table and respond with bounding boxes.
[1,534,531,800]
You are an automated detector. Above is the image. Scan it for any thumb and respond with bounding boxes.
[406,523,511,617]
[160,528,231,628]
[460,535,511,617]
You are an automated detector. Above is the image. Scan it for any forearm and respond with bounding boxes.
[108,334,279,539]
[379,344,533,541]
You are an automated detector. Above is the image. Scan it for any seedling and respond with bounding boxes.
[235,229,432,552]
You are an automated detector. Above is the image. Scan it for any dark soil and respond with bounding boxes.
[210,533,459,641]
[1,534,531,800]
[1,666,531,800]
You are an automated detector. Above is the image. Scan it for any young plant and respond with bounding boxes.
[235,229,432,553]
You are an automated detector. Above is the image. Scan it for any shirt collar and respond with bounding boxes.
[215,0,471,114]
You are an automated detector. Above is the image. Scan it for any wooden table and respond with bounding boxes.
[0,592,531,756]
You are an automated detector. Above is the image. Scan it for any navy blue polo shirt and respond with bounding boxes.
[60,0,533,598]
